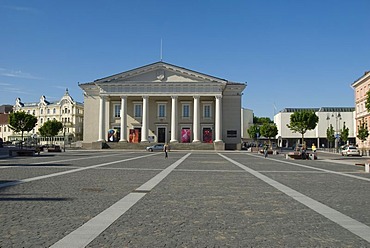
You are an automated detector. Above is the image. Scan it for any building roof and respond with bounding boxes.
[0,113,9,125]
[280,107,354,113]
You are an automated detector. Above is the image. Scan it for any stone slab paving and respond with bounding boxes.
[0,151,369,247]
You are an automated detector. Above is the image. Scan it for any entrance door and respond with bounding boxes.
[203,128,213,143]
[158,127,166,143]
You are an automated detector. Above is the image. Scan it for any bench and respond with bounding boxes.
[9,149,36,157]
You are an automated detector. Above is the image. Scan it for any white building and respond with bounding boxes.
[274,107,355,148]
[12,89,84,144]
[79,61,246,150]
[241,108,254,140]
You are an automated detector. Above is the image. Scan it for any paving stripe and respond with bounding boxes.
[0,153,159,189]
[246,153,370,182]
[219,153,370,243]
[50,153,191,248]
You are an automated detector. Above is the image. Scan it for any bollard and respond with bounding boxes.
[366,163,370,173]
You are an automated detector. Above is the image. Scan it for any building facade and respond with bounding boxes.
[79,62,246,150]
[12,89,84,144]
[0,105,13,143]
[352,71,370,149]
[274,107,356,148]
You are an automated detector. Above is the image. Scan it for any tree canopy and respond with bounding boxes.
[247,125,260,141]
[38,120,63,143]
[357,123,369,143]
[253,116,272,124]
[326,124,335,148]
[260,122,278,146]
[287,110,319,144]
[8,111,38,147]
[340,122,349,144]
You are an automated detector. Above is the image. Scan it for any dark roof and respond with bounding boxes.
[280,107,354,113]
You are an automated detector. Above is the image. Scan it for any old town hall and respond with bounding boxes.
[79,62,246,150]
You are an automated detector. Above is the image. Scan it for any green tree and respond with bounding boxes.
[287,110,319,144]
[247,124,260,141]
[340,122,349,145]
[8,111,38,148]
[253,116,272,124]
[326,124,335,148]
[260,123,278,146]
[38,120,63,144]
[357,123,369,143]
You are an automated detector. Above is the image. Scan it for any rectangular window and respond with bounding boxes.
[204,104,211,118]
[182,104,190,118]
[158,104,166,118]
[114,104,121,118]
[134,104,142,118]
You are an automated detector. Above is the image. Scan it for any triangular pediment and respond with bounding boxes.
[93,62,228,84]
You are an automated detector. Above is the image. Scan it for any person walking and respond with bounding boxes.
[163,143,169,159]
[263,143,269,158]
[312,143,317,153]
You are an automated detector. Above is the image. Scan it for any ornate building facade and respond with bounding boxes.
[12,89,84,144]
[352,71,370,149]
[79,62,246,150]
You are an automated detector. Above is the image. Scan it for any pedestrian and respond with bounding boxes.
[263,143,268,158]
[312,143,317,153]
[163,143,169,159]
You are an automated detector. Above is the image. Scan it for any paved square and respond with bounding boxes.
[0,150,369,247]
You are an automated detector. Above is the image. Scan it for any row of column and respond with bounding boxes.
[98,95,223,143]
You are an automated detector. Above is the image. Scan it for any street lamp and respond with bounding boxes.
[63,124,66,152]
[326,114,330,149]
[332,112,342,152]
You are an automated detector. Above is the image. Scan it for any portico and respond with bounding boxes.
[80,62,246,150]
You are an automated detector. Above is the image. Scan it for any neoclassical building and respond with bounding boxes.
[79,62,246,150]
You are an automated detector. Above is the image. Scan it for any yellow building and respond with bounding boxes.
[12,89,84,145]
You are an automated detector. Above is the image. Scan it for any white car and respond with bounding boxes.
[341,146,360,156]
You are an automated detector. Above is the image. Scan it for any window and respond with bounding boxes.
[134,104,142,118]
[114,104,121,118]
[182,104,190,118]
[40,109,43,115]
[33,110,35,115]
[27,110,30,114]
[65,108,67,114]
[203,104,211,118]
[158,104,166,118]
[40,118,43,124]
[47,109,50,114]
[53,108,56,114]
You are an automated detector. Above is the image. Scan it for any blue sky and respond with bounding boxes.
[1,0,369,118]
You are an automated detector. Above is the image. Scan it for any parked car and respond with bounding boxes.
[146,144,164,152]
[341,146,360,156]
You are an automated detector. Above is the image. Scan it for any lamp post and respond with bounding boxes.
[326,114,330,149]
[63,124,66,152]
[333,112,342,152]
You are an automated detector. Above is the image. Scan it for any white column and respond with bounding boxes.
[98,96,105,141]
[215,95,222,142]
[193,96,200,143]
[141,96,149,142]
[120,96,127,142]
[170,96,178,143]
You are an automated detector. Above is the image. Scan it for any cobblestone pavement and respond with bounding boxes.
[0,150,370,247]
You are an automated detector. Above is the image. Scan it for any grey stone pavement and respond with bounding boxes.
[0,149,370,247]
